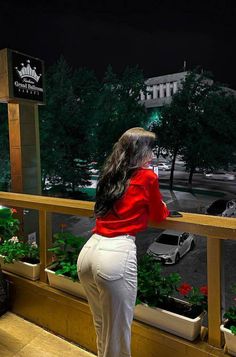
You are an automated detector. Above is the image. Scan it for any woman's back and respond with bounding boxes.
[93,168,169,237]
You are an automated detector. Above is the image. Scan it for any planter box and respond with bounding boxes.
[221,324,236,356]
[45,266,87,300]
[134,301,204,341]
[0,255,40,281]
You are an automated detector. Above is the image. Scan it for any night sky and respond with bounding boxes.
[1,0,236,88]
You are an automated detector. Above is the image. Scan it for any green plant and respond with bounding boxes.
[0,206,19,241]
[177,283,208,314]
[48,229,86,281]
[137,254,181,307]
[137,255,208,318]
[0,236,39,263]
[223,284,236,335]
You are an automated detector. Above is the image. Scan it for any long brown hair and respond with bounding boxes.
[95,127,156,217]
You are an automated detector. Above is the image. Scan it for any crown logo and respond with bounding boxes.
[15,60,41,83]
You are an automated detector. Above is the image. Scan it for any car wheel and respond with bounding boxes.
[190,241,195,250]
[175,253,180,264]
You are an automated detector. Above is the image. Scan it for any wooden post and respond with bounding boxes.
[1,47,45,245]
[0,48,44,198]
[39,210,52,282]
[7,102,41,194]
[207,236,222,347]
[7,102,42,239]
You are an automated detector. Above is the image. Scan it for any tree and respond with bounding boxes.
[73,67,100,157]
[0,104,10,191]
[39,59,148,196]
[94,65,147,166]
[180,76,236,184]
[198,91,236,168]
[153,99,188,189]
[153,70,236,188]
[39,57,97,194]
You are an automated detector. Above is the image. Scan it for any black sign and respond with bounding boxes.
[11,51,44,103]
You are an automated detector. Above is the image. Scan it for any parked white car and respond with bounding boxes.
[147,230,195,264]
[158,162,171,171]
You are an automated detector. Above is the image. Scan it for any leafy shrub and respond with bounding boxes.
[137,254,181,307]
[137,255,208,317]
[0,207,19,241]
[224,284,236,335]
[48,231,86,281]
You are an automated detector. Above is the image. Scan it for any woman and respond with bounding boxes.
[77,127,169,357]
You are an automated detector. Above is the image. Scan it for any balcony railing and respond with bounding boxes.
[1,190,236,352]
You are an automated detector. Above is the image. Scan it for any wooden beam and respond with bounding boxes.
[0,192,236,239]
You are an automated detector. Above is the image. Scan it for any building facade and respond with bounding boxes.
[140,71,187,108]
[140,71,236,110]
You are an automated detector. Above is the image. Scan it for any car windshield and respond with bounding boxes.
[157,234,179,245]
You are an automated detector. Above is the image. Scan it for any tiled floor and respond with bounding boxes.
[0,312,96,356]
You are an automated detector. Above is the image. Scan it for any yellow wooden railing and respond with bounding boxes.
[1,191,236,350]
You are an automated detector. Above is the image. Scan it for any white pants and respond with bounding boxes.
[77,233,137,357]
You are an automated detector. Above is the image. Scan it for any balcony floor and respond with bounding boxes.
[0,312,96,357]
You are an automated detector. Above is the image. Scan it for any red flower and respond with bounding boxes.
[11,208,17,213]
[178,283,192,296]
[200,286,208,296]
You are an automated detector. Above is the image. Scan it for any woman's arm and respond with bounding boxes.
[148,176,170,223]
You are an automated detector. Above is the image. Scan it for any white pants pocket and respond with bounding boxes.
[97,248,129,280]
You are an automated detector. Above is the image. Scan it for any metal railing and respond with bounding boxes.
[1,190,236,349]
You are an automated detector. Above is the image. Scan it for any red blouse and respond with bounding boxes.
[93,168,169,237]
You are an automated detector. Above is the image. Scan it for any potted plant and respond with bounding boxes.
[45,226,87,299]
[134,255,207,341]
[221,284,236,356]
[0,236,40,280]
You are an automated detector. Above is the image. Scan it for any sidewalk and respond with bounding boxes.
[0,312,96,357]
[161,188,220,213]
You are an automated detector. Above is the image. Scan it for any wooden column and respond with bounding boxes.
[8,102,42,238]
[7,102,41,194]
[39,210,52,282]
[207,236,222,348]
